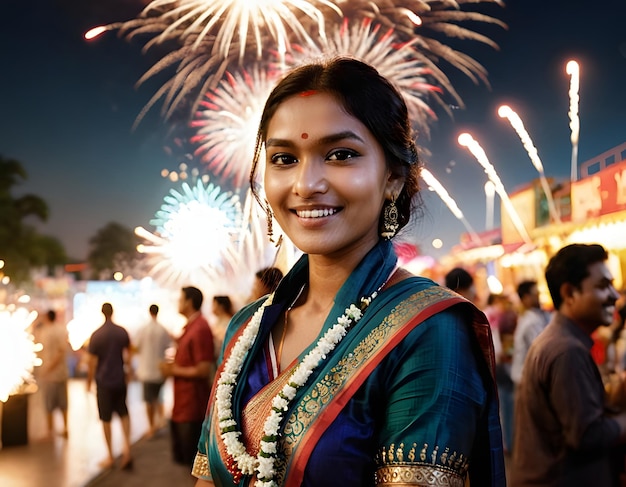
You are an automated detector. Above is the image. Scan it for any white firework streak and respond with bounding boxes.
[190,67,278,188]
[287,18,446,132]
[136,179,244,290]
[138,0,343,60]
[420,168,481,243]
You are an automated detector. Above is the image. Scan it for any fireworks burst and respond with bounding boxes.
[92,0,504,127]
[0,308,41,402]
[190,66,278,188]
[288,18,455,134]
[125,0,342,59]
[136,179,243,290]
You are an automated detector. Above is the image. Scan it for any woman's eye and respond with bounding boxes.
[327,149,359,161]
[270,153,297,165]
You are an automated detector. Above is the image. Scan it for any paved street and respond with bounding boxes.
[0,378,187,487]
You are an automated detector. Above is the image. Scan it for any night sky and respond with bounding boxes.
[1,0,625,261]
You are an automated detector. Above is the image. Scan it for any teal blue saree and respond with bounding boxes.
[193,240,505,486]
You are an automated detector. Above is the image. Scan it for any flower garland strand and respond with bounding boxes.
[216,289,380,486]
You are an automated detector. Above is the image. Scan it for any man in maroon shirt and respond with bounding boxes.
[161,286,214,466]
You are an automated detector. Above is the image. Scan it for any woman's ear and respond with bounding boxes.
[385,174,405,200]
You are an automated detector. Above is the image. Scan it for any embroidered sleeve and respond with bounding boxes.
[375,308,486,486]
[375,443,467,486]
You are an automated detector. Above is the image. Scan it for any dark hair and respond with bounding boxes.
[102,302,113,318]
[256,267,283,293]
[250,57,422,236]
[47,309,56,322]
[213,295,234,315]
[545,243,608,310]
[182,286,204,311]
[444,267,474,292]
[149,304,159,316]
[516,280,537,300]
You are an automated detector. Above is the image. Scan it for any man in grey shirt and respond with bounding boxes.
[512,244,626,486]
[511,280,550,386]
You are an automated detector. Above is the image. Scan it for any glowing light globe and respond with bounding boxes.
[0,308,41,402]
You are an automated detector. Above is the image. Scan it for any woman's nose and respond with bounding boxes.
[293,158,328,197]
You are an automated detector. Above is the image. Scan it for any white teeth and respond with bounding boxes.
[296,208,337,218]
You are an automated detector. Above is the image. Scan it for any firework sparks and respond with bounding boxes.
[135,0,342,60]
[457,132,532,244]
[566,60,580,182]
[336,1,505,83]
[498,105,561,223]
[0,308,41,402]
[136,179,243,290]
[287,18,450,133]
[421,168,481,243]
[190,66,277,188]
[94,0,504,128]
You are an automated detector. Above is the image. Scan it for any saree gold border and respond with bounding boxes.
[282,286,454,454]
[375,465,465,487]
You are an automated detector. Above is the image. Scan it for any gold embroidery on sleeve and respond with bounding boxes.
[375,465,464,486]
[375,443,468,486]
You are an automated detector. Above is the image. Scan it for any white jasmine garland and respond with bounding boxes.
[216,289,380,486]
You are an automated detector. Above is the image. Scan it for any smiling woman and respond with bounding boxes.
[192,58,506,487]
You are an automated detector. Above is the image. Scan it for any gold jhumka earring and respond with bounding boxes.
[381,197,399,240]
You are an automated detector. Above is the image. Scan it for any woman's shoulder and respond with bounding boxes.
[385,269,459,305]
[387,267,439,291]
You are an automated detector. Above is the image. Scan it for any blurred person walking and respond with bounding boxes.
[484,293,516,454]
[161,286,214,466]
[134,304,172,439]
[87,303,133,470]
[37,309,70,439]
[511,280,550,387]
[512,244,626,486]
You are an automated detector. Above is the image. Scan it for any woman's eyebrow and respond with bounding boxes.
[266,130,364,148]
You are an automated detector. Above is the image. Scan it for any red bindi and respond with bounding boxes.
[301,132,309,139]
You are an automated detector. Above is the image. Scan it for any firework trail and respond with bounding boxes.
[484,181,495,230]
[498,105,561,223]
[421,168,481,243]
[566,60,580,182]
[457,132,532,244]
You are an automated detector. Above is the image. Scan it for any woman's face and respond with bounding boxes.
[263,92,402,259]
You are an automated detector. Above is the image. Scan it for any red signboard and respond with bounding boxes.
[571,159,626,221]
